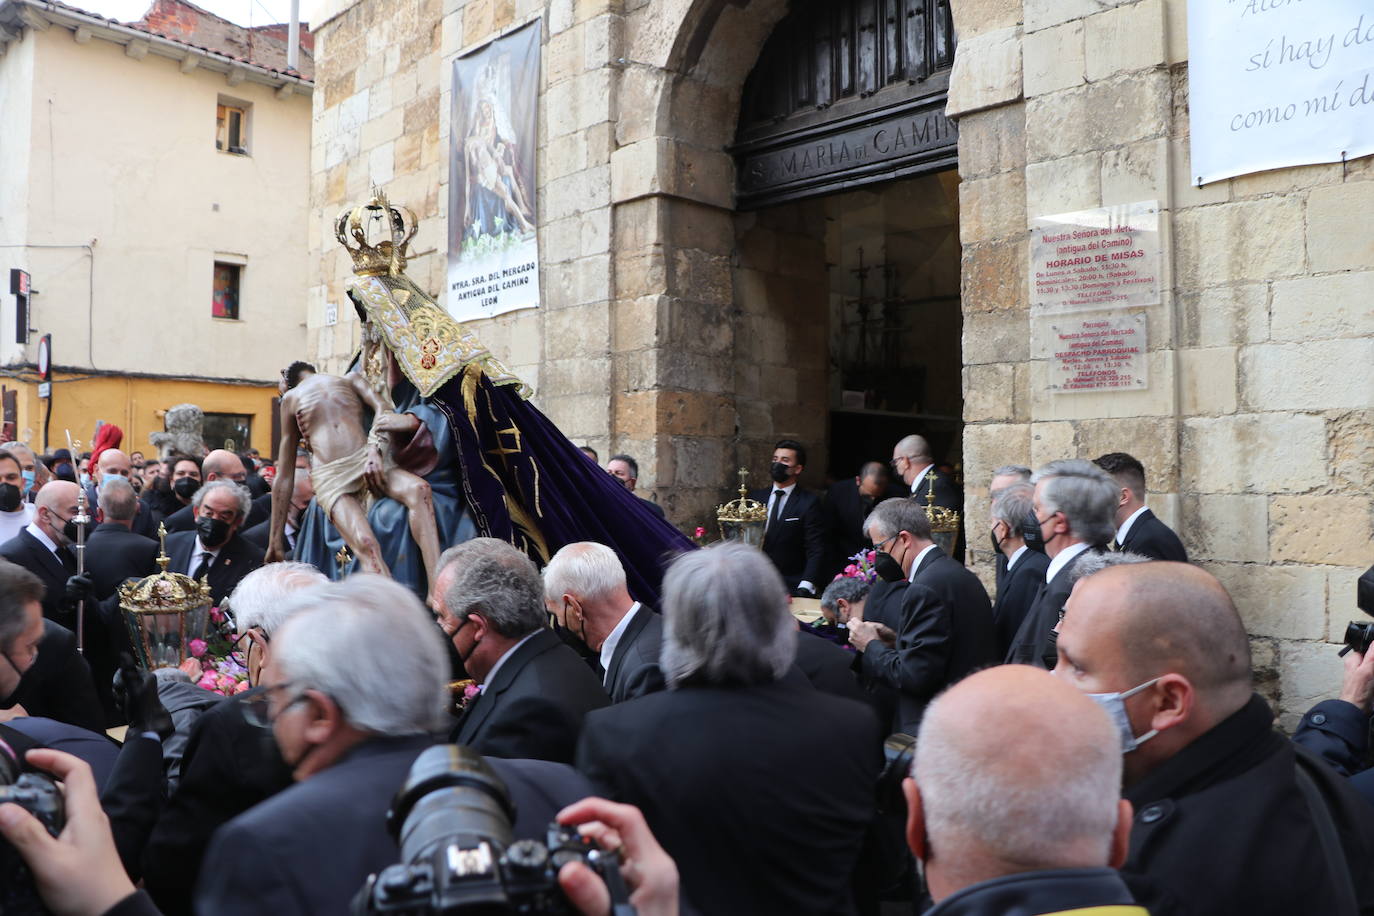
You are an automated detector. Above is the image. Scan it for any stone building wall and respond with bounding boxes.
[949,0,1374,726]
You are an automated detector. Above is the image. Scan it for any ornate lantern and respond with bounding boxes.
[118,525,213,669]
[923,473,961,557]
[716,467,768,547]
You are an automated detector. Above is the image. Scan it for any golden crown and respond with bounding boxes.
[717,467,768,525]
[336,189,418,277]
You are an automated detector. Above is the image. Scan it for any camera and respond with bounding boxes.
[353,745,633,915]
[1340,564,1374,656]
[875,733,915,815]
[0,738,65,914]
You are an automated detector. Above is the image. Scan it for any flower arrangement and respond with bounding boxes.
[178,606,252,696]
[836,548,879,584]
[691,526,708,546]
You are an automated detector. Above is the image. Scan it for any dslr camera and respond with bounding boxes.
[0,739,65,914]
[353,745,634,915]
[1341,563,1374,656]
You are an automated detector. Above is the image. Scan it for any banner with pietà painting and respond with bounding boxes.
[447,19,541,322]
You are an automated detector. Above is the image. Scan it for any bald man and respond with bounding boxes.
[83,448,157,539]
[906,666,1143,914]
[163,449,268,533]
[1054,562,1374,916]
[890,434,958,509]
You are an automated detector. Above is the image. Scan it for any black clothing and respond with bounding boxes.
[6,619,103,732]
[165,493,271,534]
[84,522,159,600]
[104,891,162,916]
[908,468,959,511]
[927,868,1144,916]
[85,483,160,539]
[164,530,264,606]
[603,606,665,703]
[793,629,865,703]
[577,678,882,916]
[1292,698,1374,807]
[859,549,996,734]
[638,495,665,519]
[1119,507,1188,561]
[1122,694,1374,916]
[143,690,291,915]
[750,485,825,592]
[1005,546,1100,668]
[822,478,884,580]
[991,548,1051,657]
[1,528,77,622]
[452,628,610,764]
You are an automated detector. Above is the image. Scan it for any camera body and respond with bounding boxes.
[0,772,65,834]
[1342,564,1374,655]
[353,745,631,916]
[0,743,65,915]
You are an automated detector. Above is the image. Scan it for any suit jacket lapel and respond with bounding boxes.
[170,536,194,577]
[913,546,944,579]
[605,608,650,692]
[457,630,553,743]
[22,531,68,582]
[1121,509,1154,550]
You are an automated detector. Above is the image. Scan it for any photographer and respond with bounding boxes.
[1292,642,1374,806]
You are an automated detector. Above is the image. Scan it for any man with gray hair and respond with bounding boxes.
[544,541,665,703]
[577,542,882,916]
[164,479,264,605]
[192,575,452,915]
[905,665,1144,915]
[439,538,609,763]
[988,482,1049,656]
[84,477,158,602]
[988,464,1041,587]
[1005,459,1116,669]
[162,448,267,532]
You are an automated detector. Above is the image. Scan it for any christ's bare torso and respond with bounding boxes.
[283,373,371,465]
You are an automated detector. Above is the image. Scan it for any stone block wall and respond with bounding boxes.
[950,0,1374,726]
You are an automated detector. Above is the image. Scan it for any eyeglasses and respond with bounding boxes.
[241,681,305,728]
[872,533,899,553]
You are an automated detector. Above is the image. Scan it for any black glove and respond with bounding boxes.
[63,573,95,610]
[113,657,174,741]
[790,585,816,599]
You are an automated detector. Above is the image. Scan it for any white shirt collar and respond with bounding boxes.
[193,537,222,563]
[1045,541,1092,583]
[770,481,797,496]
[1115,505,1150,545]
[1006,544,1029,571]
[599,602,642,678]
[24,521,59,555]
[480,630,540,693]
[906,543,940,581]
[909,464,933,494]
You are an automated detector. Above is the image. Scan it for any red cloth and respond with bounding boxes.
[88,423,124,471]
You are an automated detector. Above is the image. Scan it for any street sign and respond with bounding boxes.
[36,335,51,379]
[37,382,51,399]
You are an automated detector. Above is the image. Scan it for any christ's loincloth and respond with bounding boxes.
[312,445,390,517]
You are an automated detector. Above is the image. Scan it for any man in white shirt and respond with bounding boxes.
[543,541,665,703]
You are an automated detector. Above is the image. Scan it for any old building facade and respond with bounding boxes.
[306,0,1373,723]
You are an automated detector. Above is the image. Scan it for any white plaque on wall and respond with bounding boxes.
[1041,311,1149,394]
[1189,0,1374,185]
[1029,201,1161,314]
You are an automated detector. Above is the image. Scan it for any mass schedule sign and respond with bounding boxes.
[1189,0,1374,184]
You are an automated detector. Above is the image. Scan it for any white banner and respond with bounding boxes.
[447,20,542,322]
[1188,0,1374,185]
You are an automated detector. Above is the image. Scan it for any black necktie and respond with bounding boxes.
[56,545,77,574]
[769,489,786,530]
[192,551,213,581]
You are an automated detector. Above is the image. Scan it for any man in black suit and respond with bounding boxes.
[1005,459,1117,669]
[822,460,891,580]
[163,449,268,532]
[1094,451,1188,561]
[988,481,1051,656]
[848,498,996,735]
[83,448,158,539]
[240,468,312,555]
[891,434,962,561]
[605,453,666,519]
[543,541,665,703]
[437,538,610,763]
[750,438,825,597]
[988,464,1033,591]
[578,543,881,916]
[164,480,265,606]
[84,477,158,601]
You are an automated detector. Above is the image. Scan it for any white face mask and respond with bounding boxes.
[1087,677,1161,753]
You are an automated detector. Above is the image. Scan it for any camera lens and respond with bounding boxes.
[389,746,515,864]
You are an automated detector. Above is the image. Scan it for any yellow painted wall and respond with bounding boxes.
[4,371,277,456]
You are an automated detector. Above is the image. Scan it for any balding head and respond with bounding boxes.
[97,448,131,480]
[202,449,247,484]
[891,435,934,486]
[909,666,1130,900]
[1054,562,1252,786]
[34,480,79,545]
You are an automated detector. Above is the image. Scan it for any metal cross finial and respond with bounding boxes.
[736,466,750,496]
[156,522,170,572]
[926,471,937,507]
[335,544,353,572]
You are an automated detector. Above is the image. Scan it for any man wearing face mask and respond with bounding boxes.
[164,480,264,606]
[748,439,825,598]
[543,541,665,704]
[162,450,269,533]
[0,448,36,543]
[1005,459,1116,669]
[847,498,995,735]
[437,538,609,763]
[83,448,159,539]
[988,482,1050,657]
[1054,562,1374,916]
[1,441,47,502]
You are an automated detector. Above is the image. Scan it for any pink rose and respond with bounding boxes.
[209,607,225,624]
[694,527,706,538]
[844,565,858,576]
[463,684,481,701]
[189,639,207,658]
[233,680,252,695]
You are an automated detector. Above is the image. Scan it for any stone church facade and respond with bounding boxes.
[304,0,1374,725]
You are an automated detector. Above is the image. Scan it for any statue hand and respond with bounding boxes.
[365,446,387,492]
[373,413,420,434]
[265,542,285,564]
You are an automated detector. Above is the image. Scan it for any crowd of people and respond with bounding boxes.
[0,424,1371,916]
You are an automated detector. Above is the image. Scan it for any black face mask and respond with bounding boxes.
[0,483,21,513]
[769,462,792,484]
[1022,511,1047,554]
[196,516,232,549]
[174,477,201,500]
[52,513,81,544]
[989,526,1004,557]
[873,551,906,583]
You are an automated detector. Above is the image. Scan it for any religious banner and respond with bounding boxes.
[1029,201,1161,313]
[447,19,542,322]
[1188,0,1374,185]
